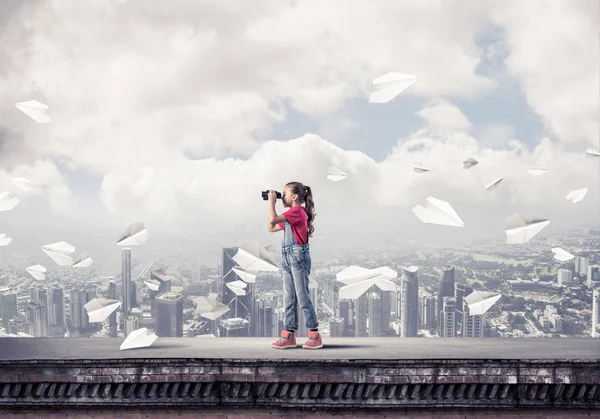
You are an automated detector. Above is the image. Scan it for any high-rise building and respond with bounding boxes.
[47,283,65,328]
[380,289,392,335]
[437,266,455,331]
[27,301,48,337]
[149,271,172,315]
[592,288,600,338]
[155,292,184,337]
[588,266,600,287]
[461,299,483,338]
[219,317,251,337]
[70,288,95,330]
[454,283,473,337]
[575,256,590,275]
[122,249,132,318]
[557,268,573,286]
[107,280,118,337]
[338,299,353,337]
[329,317,345,337]
[125,316,139,337]
[0,290,17,329]
[400,267,419,337]
[354,293,369,337]
[367,291,382,337]
[421,294,436,328]
[253,296,275,338]
[439,297,456,338]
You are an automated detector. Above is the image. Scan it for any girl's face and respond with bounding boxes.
[282,186,295,208]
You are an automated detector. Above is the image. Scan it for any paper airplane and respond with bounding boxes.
[0,233,12,247]
[41,241,75,266]
[194,293,230,320]
[586,148,600,157]
[0,191,20,211]
[464,290,501,315]
[25,264,46,280]
[565,188,588,204]
[226,279,248,296]
[120,327,158,350]
[117,222,148,246]
[144,279,161,291]
[10,177,32,192]
[485,177,503,191]
[503,213,550,244]
[336,265,398,300]
[551,247,575,262]
[84,298,121,323]
[528,166,548,176]
[463,158,478,169]
[369,72,419,103]
[327,167,348,182]
[413,164,430,174]
[15,100,51,123]
[412,196,464,227]
[232,267,257,284]
[152,264,180,281]
[232,241,279,273]
[72,253,93,268]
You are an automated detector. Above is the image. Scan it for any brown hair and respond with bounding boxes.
[285,181,315,239]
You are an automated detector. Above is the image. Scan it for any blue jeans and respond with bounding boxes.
[281,222,318,331]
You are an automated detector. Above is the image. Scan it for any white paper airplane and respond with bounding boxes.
[565,188,588,204]
[15,100,51,123]
[369,72,419,103]
[84,298,121,323]
[226,279,248,296]
[9,177,32,192]
[120,327,158,350]
[336,265,398,300]
[585,148,600,157]
[485,177,503,191]
[152,264,180,281]
[144,279,161,291]
[25,264,46,280]
[194,293,230,320]
[72,253,93,268]
[232,241,279,273]
[232,267,257,284]
[464,290,501,315]
[0,191,20,211]
[551,247,575,262]
[413,164,430,174]
[412,196,464,228]
[41,241,75,266]
[0,233,12,247]
[503,213,550,244]
[463,158,478,169]
[117,222,148,246]
[327,167,348,182]
[528,166,548,176]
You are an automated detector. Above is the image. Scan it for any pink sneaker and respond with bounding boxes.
[272,330,297,349]
[302,330,323,349]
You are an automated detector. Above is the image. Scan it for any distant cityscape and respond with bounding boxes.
[1,228,600,341]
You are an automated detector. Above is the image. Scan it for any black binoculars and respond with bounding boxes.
[262,190,282,200]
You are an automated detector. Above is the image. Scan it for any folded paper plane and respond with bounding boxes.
[26,264,46,280]
[463,158,478,169]
[464,290,501,315]
[528,166,548,176]
[412,197,464,227]
[0,233,12,247]
[551,247,574,262]
[369,72,418,103]
[10,177,31,192]
[585,148,600,157]
[413,164,430,174]
[117,222,148,246]
[72,253,93,268]
[41,241,75,266]
[336,265,398,300]
[0,191,20,211]
[503,213,549,244]
[194,293,230,320]
[120,327,158,350]
[15,100,51,123]
[84,298,121,323]
[485,177,503,191]
[565,188,588,204]
[232,241,279,273]
[327,166,348,182]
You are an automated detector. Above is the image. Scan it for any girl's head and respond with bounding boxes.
[283,181,316,238]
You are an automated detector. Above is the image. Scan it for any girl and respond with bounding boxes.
[267,181,323,349]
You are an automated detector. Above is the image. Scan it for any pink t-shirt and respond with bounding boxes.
[278,206,308,245]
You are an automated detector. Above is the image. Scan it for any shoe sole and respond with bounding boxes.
[271,345,297,349]
[302,344,324,349]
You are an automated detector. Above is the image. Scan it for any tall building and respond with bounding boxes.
[461,299,483,338]
[27,301,48,337]
[329,317,345,337]
[122,249,132,318]
[149,271,172,315]
[437,266,455,330]
[421,294,436,328]
[47,283,65,328]
[380,289,392,335]
[338,299,352,337]
[0,290,17,329]
[557,268,573,286]
[593,288,600,338]
[297,281,318,337]
[575,256,590,275]
[439,297,456,338]
[70,288,95,330]
[367,291,382,337]
[107,280,118,337]
[400,267,419,337]
[253,295,276,338]
[354,294,369,337]
[155,292,184,337]
[454,283,473,337]
[588,266,600,287]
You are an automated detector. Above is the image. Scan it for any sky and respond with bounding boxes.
[0,0,598,263]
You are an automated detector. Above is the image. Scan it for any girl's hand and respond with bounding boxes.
[268,190,277,205]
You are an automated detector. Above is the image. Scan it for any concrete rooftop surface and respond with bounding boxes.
[1,337,599,361]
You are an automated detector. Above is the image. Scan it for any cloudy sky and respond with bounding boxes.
[0,0,598,259]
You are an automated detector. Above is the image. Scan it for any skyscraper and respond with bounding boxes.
[155,292,184,337]
[149,271,172,315]
[0,290,17,329]
[367,291,382,337]
[592,288,600,338]
[454,283,473,337]
[70,288,95,330]
[107,280,118,337]
[27,301,48,337]
[122,249,132,318]
[440,297,456,338]
[461,299,483,338]
[47,283,65,328]
[437,266,455,331]
[401,267,419,337]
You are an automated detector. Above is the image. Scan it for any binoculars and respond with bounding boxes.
[262,190,282,200]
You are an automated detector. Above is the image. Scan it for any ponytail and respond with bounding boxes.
[303,185,316,238]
